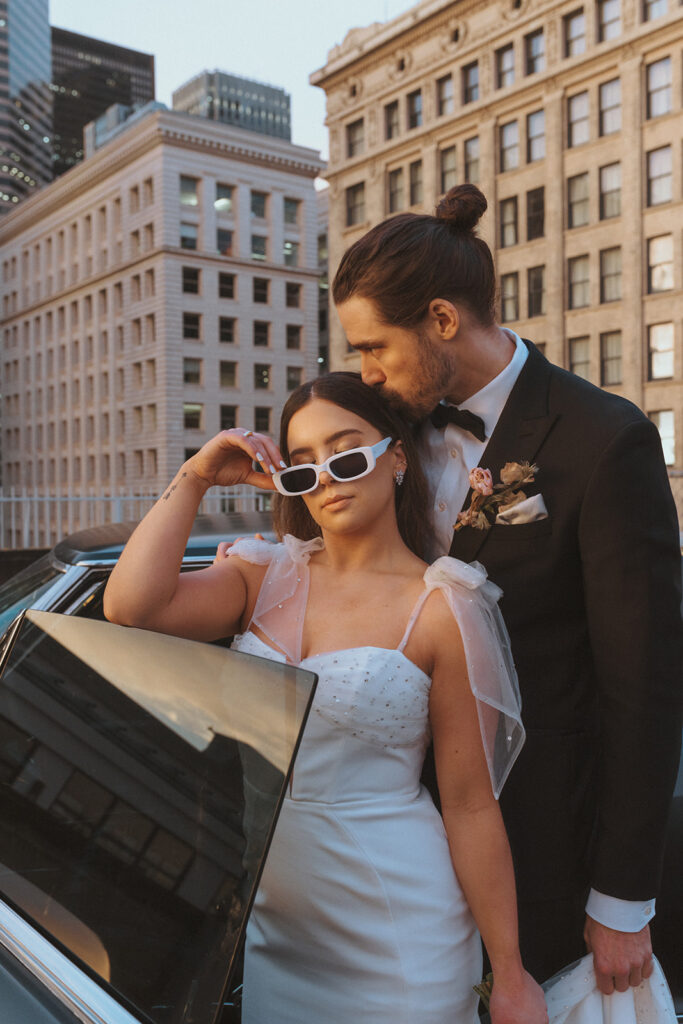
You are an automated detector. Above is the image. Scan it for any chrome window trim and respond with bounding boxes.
[0,900,143,1024]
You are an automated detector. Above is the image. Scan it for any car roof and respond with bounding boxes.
[52,511,276,566]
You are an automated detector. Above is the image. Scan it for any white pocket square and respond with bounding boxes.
[495,493,548,525]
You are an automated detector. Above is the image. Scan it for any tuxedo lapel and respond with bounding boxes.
[449,342,559,563]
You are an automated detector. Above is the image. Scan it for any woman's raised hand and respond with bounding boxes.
[187,429,285,490]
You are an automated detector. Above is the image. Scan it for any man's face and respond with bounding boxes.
[336,296,446,422]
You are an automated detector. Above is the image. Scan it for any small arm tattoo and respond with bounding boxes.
[162,471,188,501]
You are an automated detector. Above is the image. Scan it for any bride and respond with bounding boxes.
[104,371,547,1024]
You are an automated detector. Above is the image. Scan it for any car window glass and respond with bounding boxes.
[0,556,64,634]
[0,610,316,1024]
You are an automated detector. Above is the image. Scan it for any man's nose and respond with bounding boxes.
[360,354,385,387]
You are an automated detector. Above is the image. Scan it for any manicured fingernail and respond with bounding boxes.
[269,463,276,474]
[256,451,265,461]
[279,460,287,468]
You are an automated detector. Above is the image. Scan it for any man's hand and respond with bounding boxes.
[584,916,653,994]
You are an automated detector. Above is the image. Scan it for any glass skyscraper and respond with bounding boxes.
[0,0,52,214]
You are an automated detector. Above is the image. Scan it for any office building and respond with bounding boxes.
[311,0,683,518]
[173,71,291,141]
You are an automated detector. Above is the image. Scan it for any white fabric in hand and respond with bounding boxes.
[543,954,677,1024]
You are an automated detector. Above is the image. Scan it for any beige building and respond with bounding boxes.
[311,0,683,519]
[0,106,323,545]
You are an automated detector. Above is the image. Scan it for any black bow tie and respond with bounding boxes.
[429,404,487,442]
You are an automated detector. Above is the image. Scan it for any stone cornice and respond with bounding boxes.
[0,110,324,243]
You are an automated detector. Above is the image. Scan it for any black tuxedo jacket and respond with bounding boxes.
[443,341,683,906]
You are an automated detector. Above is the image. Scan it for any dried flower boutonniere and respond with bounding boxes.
[473,971,494,1011]
[454,461,539,532]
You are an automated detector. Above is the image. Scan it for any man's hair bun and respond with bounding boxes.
[435,184,487,233]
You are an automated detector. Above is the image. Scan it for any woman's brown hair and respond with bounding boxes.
[333,184,495,328]
[272,372,429,559]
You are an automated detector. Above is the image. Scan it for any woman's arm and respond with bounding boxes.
[103,429,282,640]
[426,594,547,1024]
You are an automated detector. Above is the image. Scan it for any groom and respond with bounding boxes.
[332,185,683,991]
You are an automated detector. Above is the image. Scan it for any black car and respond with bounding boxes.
[0,514,680,1021]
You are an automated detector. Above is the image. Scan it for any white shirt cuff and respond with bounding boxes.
[585,889,655,932]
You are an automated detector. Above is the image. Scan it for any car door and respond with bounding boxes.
[0,610,317,1024]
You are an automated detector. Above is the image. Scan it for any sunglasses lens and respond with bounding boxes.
[330,451,369,480]
[279,466,317,494]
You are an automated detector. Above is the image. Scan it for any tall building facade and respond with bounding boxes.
[0,107,322,546]
[311,0,683,519]
[0,0,52,213]
[173,71,291,141]
[51,28,155,177]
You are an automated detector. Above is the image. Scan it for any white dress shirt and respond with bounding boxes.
[419,328,654,933]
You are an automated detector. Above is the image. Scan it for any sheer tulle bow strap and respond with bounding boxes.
[423,556,525,799]
[229,535,323,664]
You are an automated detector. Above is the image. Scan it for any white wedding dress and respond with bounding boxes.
[228,536,525,1024]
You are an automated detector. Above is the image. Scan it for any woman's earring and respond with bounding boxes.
[394,467,405,486]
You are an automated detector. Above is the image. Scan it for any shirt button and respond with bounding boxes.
[438,501,447,511]
[450,449,458,458]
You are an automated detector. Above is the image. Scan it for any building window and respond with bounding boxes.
[182,266,200,294]
[251,235,267,261]
[286,325,302,350]
[528,266,546,317]
[527,110,545,162]
[649,410,675,465]
[215,183,233,213]
[183,312,201,339]
[647,146,672,205]
[216,228,233,255]
[388,168,404,213]
[464,137,480,182]
[643,0,667,20]
[219,272,235,299]
[496,44,515,88]
[183,403,202,429]
[600,331,622,385]
[600,247,621,302]
[183,357,202,385]
[180,176,198,207]
[599,79,621,135]
[283,241,299,267]
[251,191,267,218]
[462,62,479,104]
[409,161,423,205]
[648,235,674,292]
[568,255,590,308]
[385,100,399,140]
[220,405,237,430]
[220,360,237,387]
[346,119,365,157]
[440,147,457,194]
[525,29,545,74]
[346,183,366,226]
[254,363,270,390]
[254,407,271,433]
[527,187,545,240]
[569,337,590,379]
[254,321,270,347]
[219,317,235,343]
[500,197,518,247]
[284,198,300,225]
[597,0,621,40]
[647,58,671,118]
[568,92,589,146]
[599,163,621,219]
[407,90,423,129]
[286,283,301,308]
[500,273,519,322]
[437,74,454,115]
[648,322,674,379]
[180,223,198,250]
[500,120,519,171]
[253,278,269,303]
[564,9,586,56]
[287,366,303,391]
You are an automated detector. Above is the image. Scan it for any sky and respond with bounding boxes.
[49,0,417,160]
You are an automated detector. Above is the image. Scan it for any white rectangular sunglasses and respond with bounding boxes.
[273,436,393,496]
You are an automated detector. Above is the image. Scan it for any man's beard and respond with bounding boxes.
[376,333,446,423]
